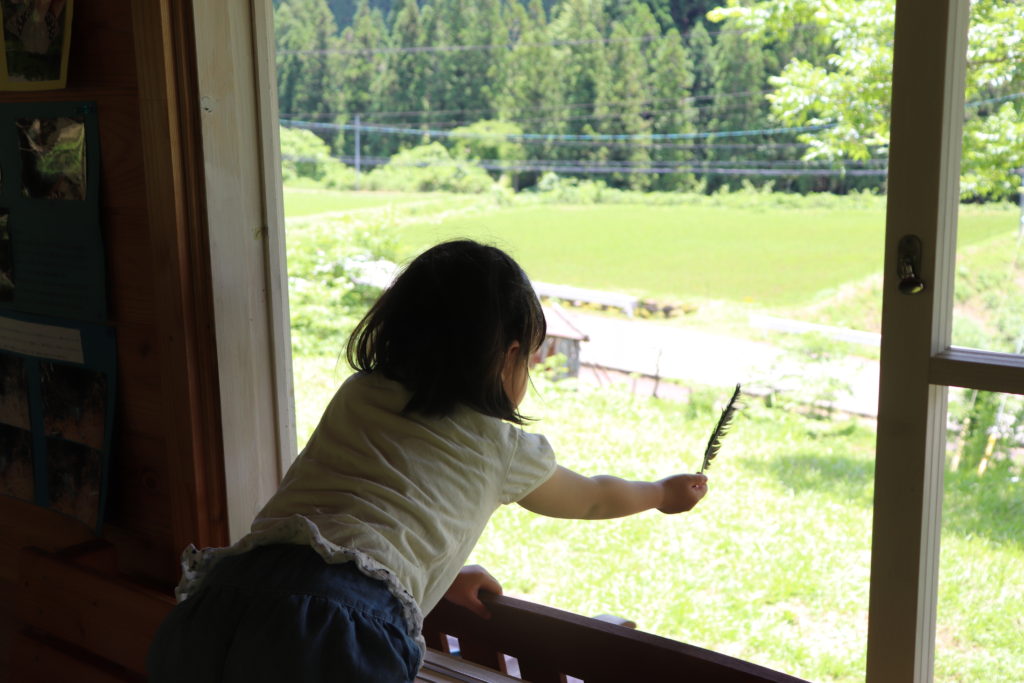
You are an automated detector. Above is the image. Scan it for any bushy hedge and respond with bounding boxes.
[363,143,494,193]
[280,126,496,193]
[279,126,358,188]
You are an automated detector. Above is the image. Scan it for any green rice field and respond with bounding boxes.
[285,188,1014,309]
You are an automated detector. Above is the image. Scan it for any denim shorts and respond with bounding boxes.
[147,543,422,683]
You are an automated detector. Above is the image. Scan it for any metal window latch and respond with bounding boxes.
[897,235,926,295]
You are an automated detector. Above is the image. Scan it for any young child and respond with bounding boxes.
[147,239,708,683]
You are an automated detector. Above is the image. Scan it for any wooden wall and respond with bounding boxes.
[1,1,226,679]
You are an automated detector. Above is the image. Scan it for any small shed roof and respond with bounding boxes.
[542,303,589,342]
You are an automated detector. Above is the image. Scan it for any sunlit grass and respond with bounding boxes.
[283,189,1023,682]
[283,188,1016,311]
[283,187,432,216]
[463,378,1022,682]
[468,379,876,681]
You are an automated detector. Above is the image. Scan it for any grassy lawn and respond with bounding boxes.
[285,188,1023,682]
[283,187,484,217]
[460,378,1023,683]
[284,188,1015,310]
[283,187,429,215]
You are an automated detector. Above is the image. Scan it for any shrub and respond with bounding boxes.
[365,143,494,193]
[279,126,336,183]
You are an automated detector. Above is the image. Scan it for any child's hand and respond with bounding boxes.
[443,564,503,619]
[656,473,708,514]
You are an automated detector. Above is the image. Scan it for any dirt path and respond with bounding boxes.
[565,311,880,417]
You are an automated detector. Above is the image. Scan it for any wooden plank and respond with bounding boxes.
[66,0,138,89]
[105,433,173,530]
[929,347,1024,396]
[867,0,970,681]
[418,649,520,683]
[251,0,299,480]
[0,578,16,680]
[130,0,230,552]
[425,595,809,683]
[99,524,179,590]
[15,547,175,676]
[456,635,506,673]
[0,497,95,583]
[517,657,564,683]
[191,0,289,540]
[10,631,141,683]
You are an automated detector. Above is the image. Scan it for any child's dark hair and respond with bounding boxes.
[347,240,546,424]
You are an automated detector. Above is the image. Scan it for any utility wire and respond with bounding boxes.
[281,118,837,141]
[355,103,770,130]
[279,89,773,122]
[283,153,886,177]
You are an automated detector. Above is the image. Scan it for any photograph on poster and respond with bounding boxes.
[41,360,105,450]
[0,422,33,501]
[2,0,69,83]
[0,352,28,429]
[0,210,13,300]
[46,436,99,527]
[16,116,86,199]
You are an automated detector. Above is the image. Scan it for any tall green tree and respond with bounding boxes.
[686,20,715,134]
[706,17,771,190]
[648,28,697,190]
[710,0,1024,200]
[548,0,610,168]
[377,0,428,153]
[601,10,656,190]
[497,0,567,184]
[420,0,501,120]
[275,0,347,150]
[337,0,390,157]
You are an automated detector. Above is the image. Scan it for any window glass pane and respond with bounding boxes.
[276,2,893,680]
[950,2,1024,354]
[939,389,1024,681]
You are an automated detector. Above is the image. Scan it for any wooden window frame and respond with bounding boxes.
[869,1,1024,681]
[188,0,1008,680]
[189,0,296,541]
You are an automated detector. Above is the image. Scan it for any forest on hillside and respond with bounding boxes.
[273,0,1024,198]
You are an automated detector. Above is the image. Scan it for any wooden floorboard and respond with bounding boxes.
[0,578,15,683]
[417,650,520,682]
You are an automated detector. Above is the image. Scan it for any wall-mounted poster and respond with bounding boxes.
[0,101,105,322]
[0,0,74,91]
[0,313,115,532]
[17,114,86,199]
[0,98,112,532]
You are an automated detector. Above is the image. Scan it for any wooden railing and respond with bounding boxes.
[7,541,809,682]
[424,594,809,683]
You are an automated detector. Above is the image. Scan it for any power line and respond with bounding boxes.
[357,102,769,130]
[282,117,819,150]
[281,89,1024,134]
[283,153,887,178]
[280,89,773,122]
[281,118,837,141]
[482,138,815,151]
[966,91,1024,108]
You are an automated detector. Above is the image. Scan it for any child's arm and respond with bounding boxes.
[518,466,708,519]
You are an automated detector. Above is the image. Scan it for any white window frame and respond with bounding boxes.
[871,1,1024,680]
[190,0,296,541]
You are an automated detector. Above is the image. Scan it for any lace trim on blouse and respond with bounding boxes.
[174,514,425,664]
